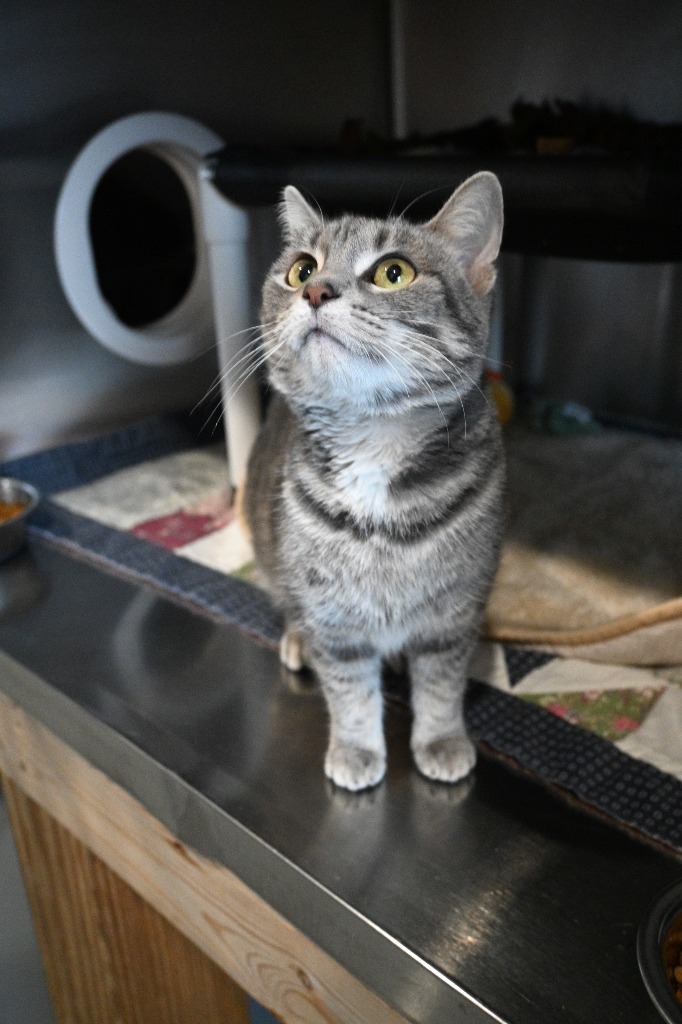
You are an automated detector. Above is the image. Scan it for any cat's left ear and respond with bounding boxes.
[279,185,322,241]
[427,172,503,295]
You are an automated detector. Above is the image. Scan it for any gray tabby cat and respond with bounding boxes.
[244,172,505,791]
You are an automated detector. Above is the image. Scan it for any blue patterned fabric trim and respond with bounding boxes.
[0,413,205,495]
[466,683,682,852]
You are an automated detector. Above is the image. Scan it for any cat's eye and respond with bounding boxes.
[372,258,416,290]
[287,256,318,288]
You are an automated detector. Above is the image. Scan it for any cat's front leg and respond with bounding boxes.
[279,626,308,672]
[408,645,476,784]
[308,645,385,792]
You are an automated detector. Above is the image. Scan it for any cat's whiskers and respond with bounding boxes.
[341,325,412,399]
[201,337,286,438]
[214,322,281,379]
[390,330,474,439]
[193,341,263,430]
[220,334,289,409]
[399,346,461,441]
[364,341,413,404]
[195,321,280,408]
[395,312,498,380]
[350,307,461,433]
[222,319,280,343]
[395,327,471,389]
[305,191,325,231]
[395,314,478,361]
[198,337,264,407]
[399,315,514,376]
[353,310,466,404]
[178,319,284,371]
[395,186,451,222]
[196,327,285,435]
[196,346,273,436]
[394,323,495,421]
[367,333,453,440]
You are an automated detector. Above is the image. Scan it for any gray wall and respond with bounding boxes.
[2,0,681,460]
[2,1,390,157]
[401,0,682,425]
[0,0,389,459]
[404,0,682,130]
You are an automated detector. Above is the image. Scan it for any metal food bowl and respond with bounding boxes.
[0,477,40,562]
[639,880,682,1023]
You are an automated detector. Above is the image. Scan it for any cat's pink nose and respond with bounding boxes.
[302,282,336,307]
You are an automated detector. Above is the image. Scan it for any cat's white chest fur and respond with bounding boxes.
[333,420,404,518]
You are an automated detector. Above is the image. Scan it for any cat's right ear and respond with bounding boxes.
[279,186,322,241]
[427,172,504,295]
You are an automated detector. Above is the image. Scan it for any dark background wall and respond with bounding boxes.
[2,1,390,157]
[402,0,682,427]
[1,0,680,459]
[404,0,682,130]
[0,0,389,459]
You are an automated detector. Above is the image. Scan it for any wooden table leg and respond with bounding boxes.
[1,776,251,1024]
[0,694,409,1024]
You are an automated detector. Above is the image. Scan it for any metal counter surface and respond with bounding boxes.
[0,541,679,1024]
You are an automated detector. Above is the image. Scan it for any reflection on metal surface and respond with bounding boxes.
[0,541,679,1023]
[110,590,270,784]
[0,548,47,621]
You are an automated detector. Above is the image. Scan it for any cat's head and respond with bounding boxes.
[260,172,503,413]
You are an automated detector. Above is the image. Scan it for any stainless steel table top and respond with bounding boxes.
[0,541,679,1024]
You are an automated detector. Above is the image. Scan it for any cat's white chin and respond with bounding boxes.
[303,328,346,349]
[297,330,358,391]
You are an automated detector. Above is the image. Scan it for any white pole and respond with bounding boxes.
[199,169,261,490]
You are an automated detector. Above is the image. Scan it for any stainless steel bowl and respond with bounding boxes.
[0,477,40,562]
[639,880,682,1023]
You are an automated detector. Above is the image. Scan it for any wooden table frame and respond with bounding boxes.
[0,693,409,1024]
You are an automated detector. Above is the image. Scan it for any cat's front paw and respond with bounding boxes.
[324,743,386,792]
[412,734,476,784]
[279,629,307,672]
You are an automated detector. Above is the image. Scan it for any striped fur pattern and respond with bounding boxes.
[245,173,505,790]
